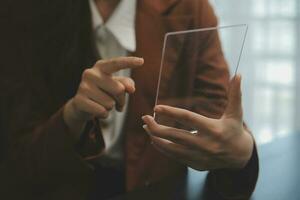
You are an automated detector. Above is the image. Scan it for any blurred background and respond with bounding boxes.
[210,0,300,145]
[188,1,300,199]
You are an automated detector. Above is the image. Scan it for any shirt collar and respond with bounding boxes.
[89,0,137,52]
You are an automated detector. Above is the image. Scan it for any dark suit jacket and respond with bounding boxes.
[0,0,258,199]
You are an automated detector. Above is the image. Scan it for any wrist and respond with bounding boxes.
[63,99,87,137]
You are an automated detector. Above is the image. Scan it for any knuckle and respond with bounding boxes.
[72,96,81,109]
[73,98,89,116]
[100,110,109,119]
[171,135,184,144]
[107,58,118,67]
[106,101,115,110]
[212,126,224,140]
[114,84,125,96]
[74,94,84,103]
[128,77,135,83]
[182,112,193,122]
[166,128,180,140]
[79,83,89,93]
[82,69,93,80]
[208,143,223,155]
[123,77,133,86]
[148,124,159,134]
[111,59,118,66]
[96,60,105,66]
[151,128,160,136]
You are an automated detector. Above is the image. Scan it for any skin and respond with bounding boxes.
[64,0,135,137]
[63,57,144,137]
[142,75,254,170]
[94,0,121,22]
[64,0,253,171]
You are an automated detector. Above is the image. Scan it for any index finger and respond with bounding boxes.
[154,105,215,131]
[142,115,203,149]
[96,57,144,74]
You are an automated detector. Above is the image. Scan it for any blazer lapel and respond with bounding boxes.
[144,0,180,14]
[131,0,193,106]
[125,0,197,190]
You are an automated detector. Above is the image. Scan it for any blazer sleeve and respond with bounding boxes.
[1,82,104,198]
[190,0,259,199]
[0,2,104,198]
[204,141,259,200]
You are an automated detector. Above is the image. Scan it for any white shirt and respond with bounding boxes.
[88,0,137,162]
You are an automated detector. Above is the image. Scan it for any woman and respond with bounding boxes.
[0,0,258,199]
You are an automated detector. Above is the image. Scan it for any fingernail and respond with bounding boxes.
[142,116,146,121]
[143,125,153,136]
[143,125,152,135]
[136,57,144,63]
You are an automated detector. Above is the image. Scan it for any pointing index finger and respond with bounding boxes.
[97,57,144,75]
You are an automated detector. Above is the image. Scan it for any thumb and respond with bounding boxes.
[224,74,243,120]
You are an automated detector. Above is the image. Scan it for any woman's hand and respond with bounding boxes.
[64,57,144,135]
[142,75,254,170]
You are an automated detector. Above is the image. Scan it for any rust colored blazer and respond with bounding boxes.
[0,0,258,199]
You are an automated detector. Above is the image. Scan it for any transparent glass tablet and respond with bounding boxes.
[154,24,248,131]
